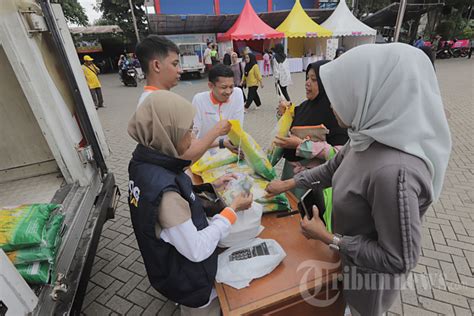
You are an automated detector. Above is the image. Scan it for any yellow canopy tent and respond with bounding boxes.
[276,0,332,58]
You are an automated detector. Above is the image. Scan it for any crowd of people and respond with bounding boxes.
[82,33,452,316]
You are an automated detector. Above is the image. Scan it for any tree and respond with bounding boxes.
[99,0,148,45]
[55,0,89,26]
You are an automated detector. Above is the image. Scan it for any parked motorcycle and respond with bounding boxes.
[452,47,469,58]
[436,43,453,59]
[121,65,138,87]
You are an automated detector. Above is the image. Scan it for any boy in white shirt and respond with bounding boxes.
[192,64,244,154]
[135,35,232,163]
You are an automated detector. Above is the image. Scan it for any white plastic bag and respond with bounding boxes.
[218,203,263,248]
[216,238,286,289]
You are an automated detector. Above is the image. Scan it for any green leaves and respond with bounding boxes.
[57,0,89,26]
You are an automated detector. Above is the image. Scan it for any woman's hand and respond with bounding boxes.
[213,173,237,190]
[230,192,254,211]
[273,135,304,149]
[224,140,244,159]
[265,179,296,196]
[277,100,291,116]
[300,206,333,244]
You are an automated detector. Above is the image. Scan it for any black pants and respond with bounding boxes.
[278,83,291,101]
[90,88,103,108]
[245,86,261,109]
[469,47,473,59]
[238,86,247,102]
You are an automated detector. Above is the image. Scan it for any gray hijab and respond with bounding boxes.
[320,43,451,200]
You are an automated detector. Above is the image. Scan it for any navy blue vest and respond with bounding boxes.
[128,144,217,307]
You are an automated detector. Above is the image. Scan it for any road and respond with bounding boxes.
[82,58,474,315]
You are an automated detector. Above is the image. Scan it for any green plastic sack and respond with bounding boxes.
[7,214,65,265]
[259,202,290,213]
[191,148,238,175]
[16,261,52,285]
[0,204,60,251]
[227,120,276,181]
[268,104,295,166]
[322,147,337,233]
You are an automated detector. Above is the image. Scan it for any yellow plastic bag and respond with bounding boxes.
[200,162,254,184]
[227,120,276,181]
[191,148,238,175]
[268,104,295,166]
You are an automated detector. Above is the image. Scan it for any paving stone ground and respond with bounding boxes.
[82,58,474,315]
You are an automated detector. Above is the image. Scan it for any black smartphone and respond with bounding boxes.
[298,182,326,223]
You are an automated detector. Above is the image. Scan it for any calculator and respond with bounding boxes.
[229,242,270,261]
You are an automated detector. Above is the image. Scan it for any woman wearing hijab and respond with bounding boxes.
[241,53,263,111]
[272,43,292,101]
[266,43,451,315]
[230,52,246,102]
[223,47,232,66]
[128,90,253,315]
[274,60,349,198]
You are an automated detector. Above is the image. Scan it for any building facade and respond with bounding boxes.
[146,0,325,15]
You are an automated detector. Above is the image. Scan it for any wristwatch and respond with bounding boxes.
[219,138,225,149]
[329,233,343,251]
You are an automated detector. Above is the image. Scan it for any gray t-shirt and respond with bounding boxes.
[295,142,433,315]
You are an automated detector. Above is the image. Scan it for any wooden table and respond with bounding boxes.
[189,172,345,316]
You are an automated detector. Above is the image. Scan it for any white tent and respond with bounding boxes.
[321,0,376,58]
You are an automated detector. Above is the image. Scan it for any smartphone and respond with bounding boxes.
[298,182,326,222]
[229,242,270,261]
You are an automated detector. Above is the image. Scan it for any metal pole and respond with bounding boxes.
[129,0,140,43]
[394,0,407,42]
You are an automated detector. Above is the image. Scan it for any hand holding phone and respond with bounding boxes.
[298,182,326,223]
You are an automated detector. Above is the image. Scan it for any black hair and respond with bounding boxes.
[208,64,234,84]
[273,43,286,63]
[420,45,435,68]
[135,35,179,75]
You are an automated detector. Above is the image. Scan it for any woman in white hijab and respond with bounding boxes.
[266,43,451,315]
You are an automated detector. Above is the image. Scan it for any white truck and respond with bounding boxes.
[0,0,119,314]
[177,43,206,77]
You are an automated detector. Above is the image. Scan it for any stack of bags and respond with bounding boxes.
[191,120,290,213]
[0,204,65,284]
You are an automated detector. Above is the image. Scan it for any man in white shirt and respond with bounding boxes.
[135,35,232,163]
[192,64,244,153]
[204,42,212,71]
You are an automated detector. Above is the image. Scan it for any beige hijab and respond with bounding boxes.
[128,90,196,158]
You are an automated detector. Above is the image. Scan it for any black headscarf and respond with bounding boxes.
[283,60,349,162]
[244,53,257,76]
[223,53,231,65]
[273,43,286,63]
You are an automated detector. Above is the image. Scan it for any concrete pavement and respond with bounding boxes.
[82,58,474,315]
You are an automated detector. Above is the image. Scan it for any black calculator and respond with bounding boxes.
[229,242,270,261]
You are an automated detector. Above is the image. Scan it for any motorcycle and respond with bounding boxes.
[121,65,138,87]
[436,44,453,59]
[452,47,469,58]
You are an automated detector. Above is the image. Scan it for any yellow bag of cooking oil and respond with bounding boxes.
[268,104,295,166]
[227,120,276,181]
[191,148,238,175]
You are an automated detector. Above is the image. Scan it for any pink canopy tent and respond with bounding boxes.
[217,0,284,43]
